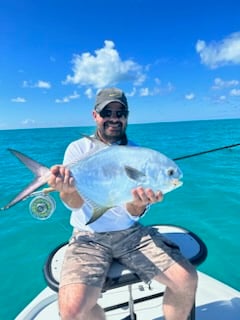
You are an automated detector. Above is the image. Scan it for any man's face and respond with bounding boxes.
[93,102,129,143]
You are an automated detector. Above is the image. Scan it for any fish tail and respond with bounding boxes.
[1,149,50,210]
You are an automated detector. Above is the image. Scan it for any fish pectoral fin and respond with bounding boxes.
[124,165,146,183]
[86,206,112,225]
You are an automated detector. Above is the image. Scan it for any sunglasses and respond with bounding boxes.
[99,109,129,119]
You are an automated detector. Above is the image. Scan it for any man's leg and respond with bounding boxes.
[59,283,105,320]
[154,260,198,320]
[113,224,198,320]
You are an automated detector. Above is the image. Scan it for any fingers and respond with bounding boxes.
[50,165,61,175]
[155,190,163,202]
[132,187,163,205]
[48,165,75,192]
[48,165,60,187]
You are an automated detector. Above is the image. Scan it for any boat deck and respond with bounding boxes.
[15,271,240,320]
[15,225,240,319]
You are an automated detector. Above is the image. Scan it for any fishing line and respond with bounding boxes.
[173,143,240,161]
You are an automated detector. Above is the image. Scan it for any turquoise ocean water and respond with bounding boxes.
[0,118,240,319]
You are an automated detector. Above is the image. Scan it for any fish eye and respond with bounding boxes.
[167,167,175,176]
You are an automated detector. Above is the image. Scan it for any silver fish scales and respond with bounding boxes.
[66,139,183,223]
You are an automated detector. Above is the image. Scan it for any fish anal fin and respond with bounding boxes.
[80,192,112,225]
[86,206,112,225]
[124,165,146,183]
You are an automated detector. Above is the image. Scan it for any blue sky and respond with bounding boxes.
[1,0,240,130]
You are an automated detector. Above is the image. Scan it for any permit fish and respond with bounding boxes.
[1,137,183,224]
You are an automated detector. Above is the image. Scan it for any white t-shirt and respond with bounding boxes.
[63,136,140,232]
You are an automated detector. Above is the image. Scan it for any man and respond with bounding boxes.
[48,88,198,320]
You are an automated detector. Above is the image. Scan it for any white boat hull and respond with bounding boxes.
[15,271,240,320]
[15,225,240,319]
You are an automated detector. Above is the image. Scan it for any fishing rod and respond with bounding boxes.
[173,143,240,161]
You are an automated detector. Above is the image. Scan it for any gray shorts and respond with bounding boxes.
[60,223,186,289]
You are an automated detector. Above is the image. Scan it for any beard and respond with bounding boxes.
[97,121,127,143]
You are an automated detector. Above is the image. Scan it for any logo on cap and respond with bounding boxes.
[109,93,120,97]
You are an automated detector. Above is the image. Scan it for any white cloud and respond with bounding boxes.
[22,119,35,125]
[23,80,51,89]
[64,40,146,88]
[230,88,240,96]
[55,91,80,103]
[22,81,29,87]
[37,80,51,89]
[126,87,137,97]
[139,82,174,97]
[196,32,240,68]
[213,95,228,104]
[165,82,175,93]
[140,88,150,96]
[154,78,161,85]
[185,93,195,100]
[212,77,239,89]
[11,97,26,103]
[85,88,94,99]
[219,95,227,100]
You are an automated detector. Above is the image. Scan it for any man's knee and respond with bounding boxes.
[58,283,103,320]
[59,296,84,320]
[162,260,198,294]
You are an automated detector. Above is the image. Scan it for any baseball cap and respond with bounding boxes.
[95,88,128,112]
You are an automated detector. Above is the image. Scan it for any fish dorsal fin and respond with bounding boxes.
[82,134,111,148]
[65,135,110,167]
[124,165,147,183]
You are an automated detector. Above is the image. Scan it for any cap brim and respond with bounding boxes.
[95,99,128,112]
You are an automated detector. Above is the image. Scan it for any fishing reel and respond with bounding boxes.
[29,190,56,220]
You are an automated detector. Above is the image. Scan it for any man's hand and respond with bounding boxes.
[126,187,163,217]
[48,165,83,208]
[48,165,75,193]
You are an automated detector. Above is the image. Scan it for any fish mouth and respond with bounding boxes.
[172,179,183,188]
